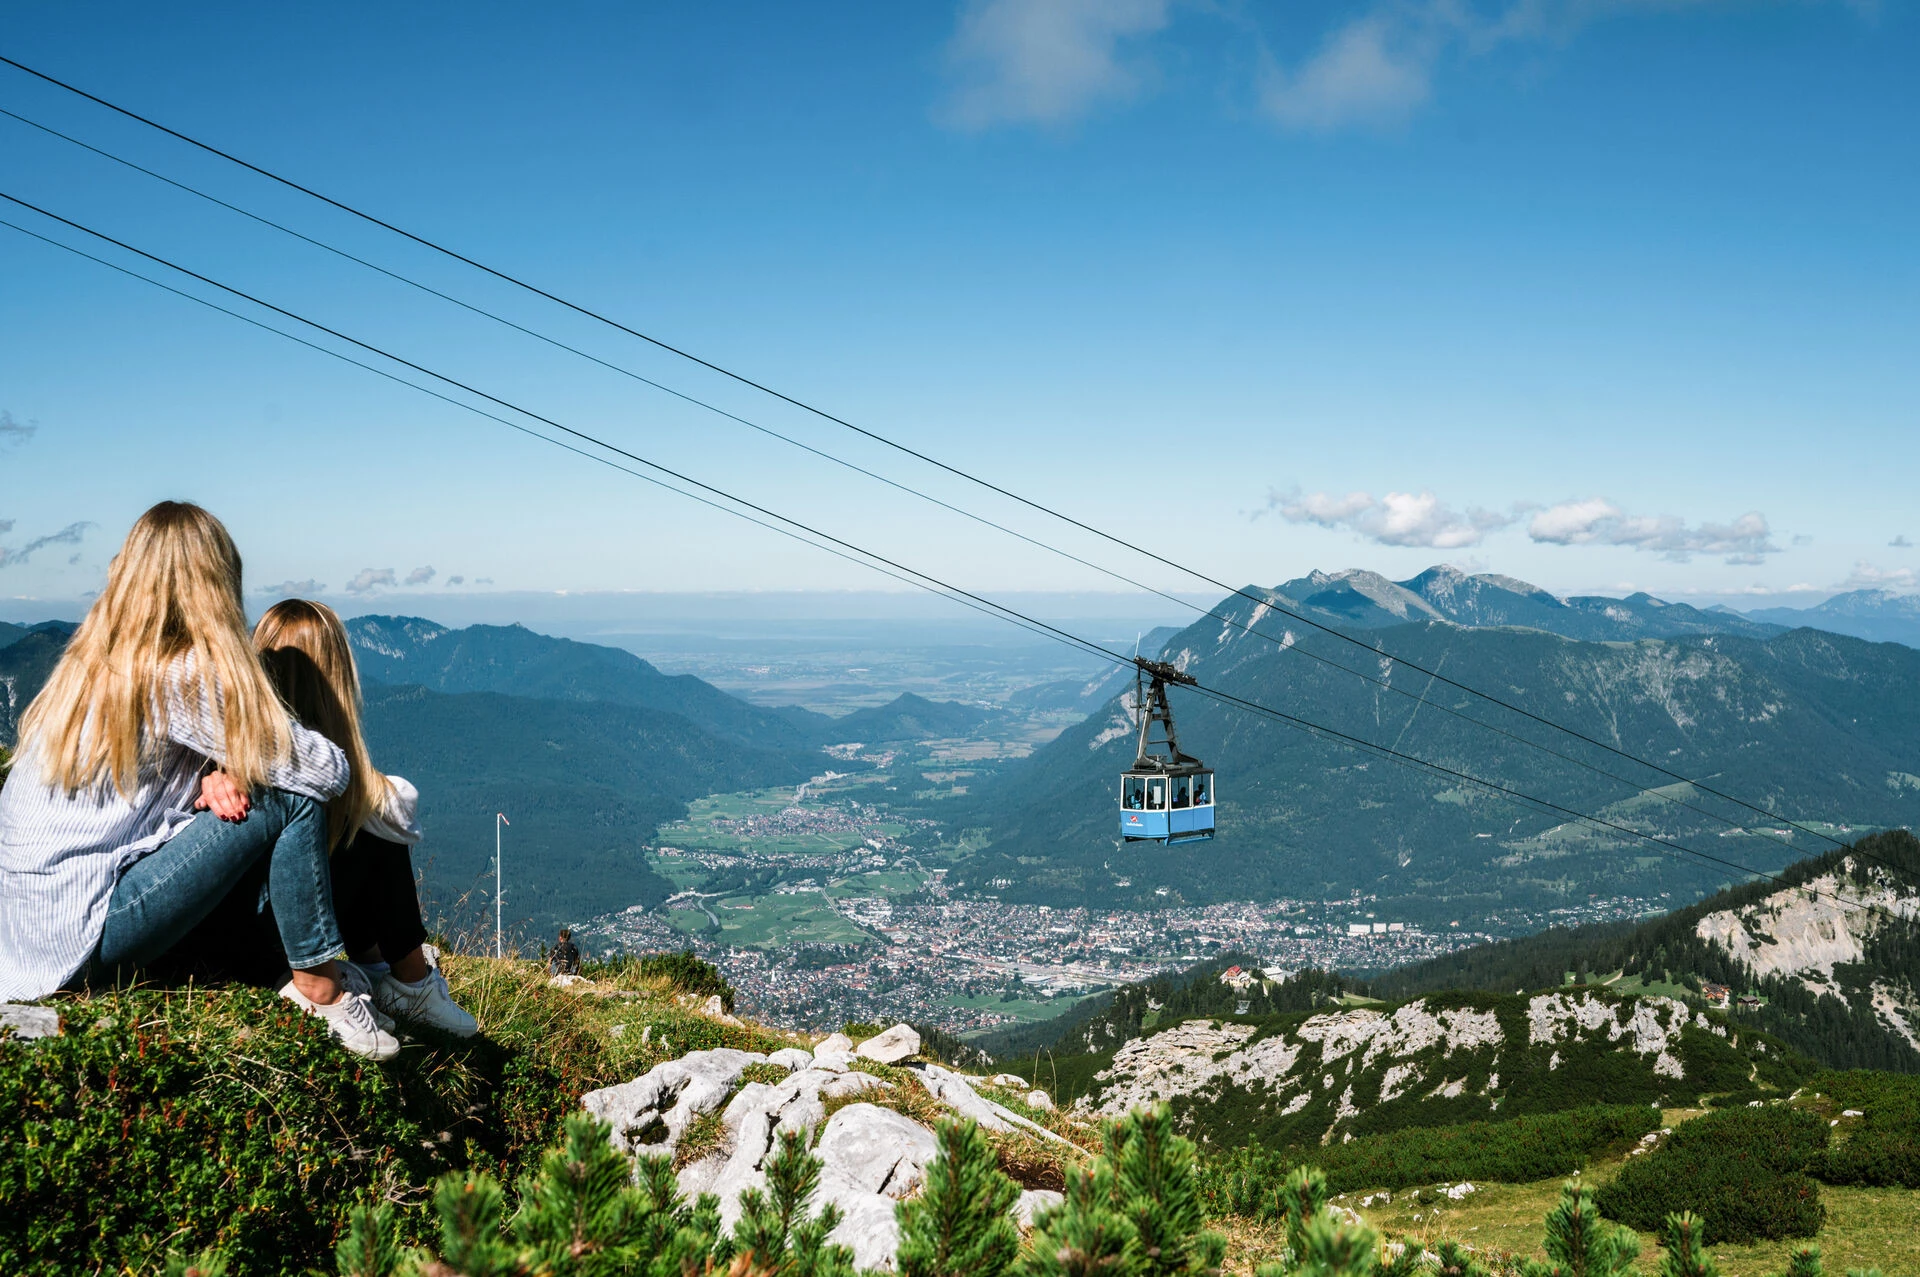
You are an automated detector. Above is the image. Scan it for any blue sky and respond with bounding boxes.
[1,0,1914,620]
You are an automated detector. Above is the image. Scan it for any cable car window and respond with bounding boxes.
[1146,778,1166,810]
[1192,773,1212,806]
[1123,776,1145,809]
[1171,776,1191,808]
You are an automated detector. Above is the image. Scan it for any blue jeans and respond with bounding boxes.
[98,788,343,974]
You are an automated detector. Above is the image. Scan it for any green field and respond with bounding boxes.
[668,891,875,949]
[947,990,1100,1025]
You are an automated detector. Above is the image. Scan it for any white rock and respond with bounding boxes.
[767,1047,815,1072]
[1026,1090,1055,1111]
[857,1024,921,1065]
[582,1048,765,1158]
[812,1048,856,1072]
[817,1103,940,1197]
[913,1065,1074,1146]
[548,973,589,989]
[990,1073,1028,1088]
[0,1004,60,1040]
[817,1032,856,1053]
[1842,1109,1865,1117]
[1012,1189,1064,1228]
[1443,1182,1476,1200]
[692,1064,890,1230]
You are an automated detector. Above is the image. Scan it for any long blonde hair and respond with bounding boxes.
[21,501,293,797]
[252,599,386,851]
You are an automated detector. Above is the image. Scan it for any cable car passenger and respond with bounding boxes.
[1192,774,1210,806]
[1172,776,1191,808]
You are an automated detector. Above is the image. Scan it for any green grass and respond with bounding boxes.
[944,990,1100,1023]
[699,892,874,949]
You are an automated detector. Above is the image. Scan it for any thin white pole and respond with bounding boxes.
[495,812,506,959]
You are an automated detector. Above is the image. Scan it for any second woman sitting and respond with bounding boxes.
[202,599,477,1036]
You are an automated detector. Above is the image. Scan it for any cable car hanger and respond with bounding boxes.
[1120,658,1215,846]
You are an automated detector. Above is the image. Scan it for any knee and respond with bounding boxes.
[257,787,324,825]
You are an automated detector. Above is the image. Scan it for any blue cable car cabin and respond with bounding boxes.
[1116,657,1216,846]
[1120,767,1215,844]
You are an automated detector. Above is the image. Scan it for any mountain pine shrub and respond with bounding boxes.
[1804,1070,1920,1189]
[1656,1213,1719,1277]
[896,1118,1021,1277]
[1521,1182,1639,1277]
[1200,1105,1660,1208]
[1594,1105,1827,1243]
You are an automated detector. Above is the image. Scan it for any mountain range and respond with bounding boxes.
[1739,589,1920,649]
[952,570,1920,919]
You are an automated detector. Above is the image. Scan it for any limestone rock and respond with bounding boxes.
[856,1023,921,1065]
[582,1048,765,1157]
[1013,1189,1064,1228]
[816,1102,939,1197]
[912,1064,1074,1146]
[989,1073,1028,1088]
[0,1004,59,1041]
[767,1047,814,1072]
[689,1065,892,1230]
[811,1048,856,1072]
[548,973,589,989]
[1026,1090,1054,1111]
[817,1031,855,1053]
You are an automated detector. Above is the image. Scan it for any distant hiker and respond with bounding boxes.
[549,928,582,976]
[0,502,397,1059]
[244,599,478,1037]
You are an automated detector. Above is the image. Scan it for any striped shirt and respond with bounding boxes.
[0,658,348,1001]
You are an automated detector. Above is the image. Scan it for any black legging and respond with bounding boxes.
[330,831,429,963]
[156,829,428,983]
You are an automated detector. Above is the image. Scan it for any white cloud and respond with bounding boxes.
[345,567,396,595]
[259,578,326,597]
[1260,16,1433,130]
[1839,562,1919,591]
[940,0,1170,129]
[1527,499,1778,564]
[1270,488,1515,548]
[404,565,436,586]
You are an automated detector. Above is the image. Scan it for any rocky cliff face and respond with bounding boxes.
[1078,990,1797,1151]
[1694,857,1920,1054]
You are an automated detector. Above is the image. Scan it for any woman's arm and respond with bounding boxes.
[161,655,349,800]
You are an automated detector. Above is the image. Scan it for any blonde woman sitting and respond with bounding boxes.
[0,503,397,1059]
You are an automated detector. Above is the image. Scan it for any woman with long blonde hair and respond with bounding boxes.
[226,599,474,1035]
[0,502,397,1059]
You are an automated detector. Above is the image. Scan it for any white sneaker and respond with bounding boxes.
[280,979,401,1061]
[338,961,398,1033]
[376,966,479,1038]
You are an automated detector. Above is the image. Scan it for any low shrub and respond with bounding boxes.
[1200,1104,1660,1211]
[1593,1104,1828,1244]
[1807,1069,1920,1189]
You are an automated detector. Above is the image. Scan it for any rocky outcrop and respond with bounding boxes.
[1083,990,1767,1143]
[0,1003,59,1040]
[591,1030,1077,1271]
[583,1048,764,1158]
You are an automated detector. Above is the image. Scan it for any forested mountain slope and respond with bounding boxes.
[956,584,1920,918]
[1372,829,1920,1072]
[348,615,825,750]
[360,684,820,940]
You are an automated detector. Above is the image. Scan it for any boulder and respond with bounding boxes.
[816,1031,855,1053]
[811,1048,856,1072]
[816,1103,939,1197]
[1013,1189,1064,1228]
[1026,1090,1055,1112]
[686,1065,892,1230]
[810,1104,940,1270]
[856,1023,921,1065]
[548,973,589,989]
[0,1004,59,1041]
[911,1064,1075,1146]
[767,1047,815,1072]
[989,1073,1028,1088]
[582,1048,765,1157]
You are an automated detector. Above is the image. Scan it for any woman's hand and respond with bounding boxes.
[196,770,251,822]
